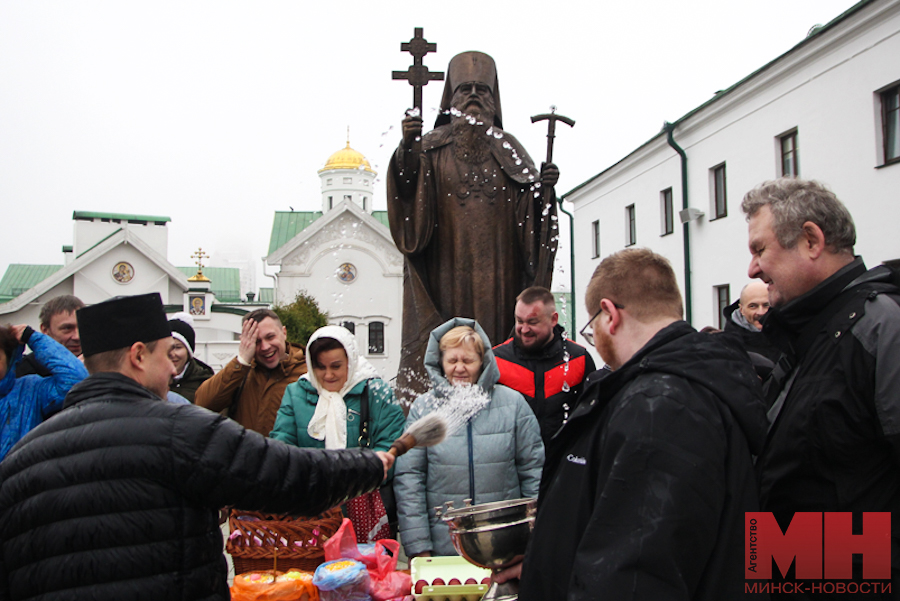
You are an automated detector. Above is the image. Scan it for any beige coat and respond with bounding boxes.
[195,343,306,436]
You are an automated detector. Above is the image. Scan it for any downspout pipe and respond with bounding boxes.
[557,196,577,334]
[262,257,278,305]
[664,122,693,326]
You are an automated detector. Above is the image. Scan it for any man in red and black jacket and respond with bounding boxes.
[493,287,596,445]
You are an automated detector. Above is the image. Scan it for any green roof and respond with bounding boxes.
[268,210,392,256]
[258,287,275,304]
[268,211,323,255]
[0,264,63,303]
[176,267,242,302]
[73,211,170,224]
[371,210,389,228]
[0,263,243,305]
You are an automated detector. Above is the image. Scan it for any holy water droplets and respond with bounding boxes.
[561,350,571,393]
[416,383,492,436]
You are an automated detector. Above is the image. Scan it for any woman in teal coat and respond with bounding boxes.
[271,325,406,541]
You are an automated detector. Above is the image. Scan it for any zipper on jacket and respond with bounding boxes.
[467,421,475,503]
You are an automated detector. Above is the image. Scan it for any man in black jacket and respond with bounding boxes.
[504,248,768,600]
[743,178,900,596]
[494,286,595,444]
[0,293,393,601]
[722,281,781,363]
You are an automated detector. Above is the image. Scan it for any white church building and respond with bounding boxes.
[265,141,403,380]
[567,0,900,332]
[0,212,263,371]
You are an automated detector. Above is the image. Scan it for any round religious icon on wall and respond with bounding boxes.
[112,261,134,284]
[336,262,357,284]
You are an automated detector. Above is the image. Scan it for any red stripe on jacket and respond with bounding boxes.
[543,355,587,398]
[494,357,536,398]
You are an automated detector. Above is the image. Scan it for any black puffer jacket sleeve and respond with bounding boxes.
[171,405,384,514]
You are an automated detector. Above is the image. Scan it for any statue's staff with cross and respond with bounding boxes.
[531,106,575,310]
[392,28,443,162]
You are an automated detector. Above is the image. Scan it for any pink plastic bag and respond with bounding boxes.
[324,518,411,601]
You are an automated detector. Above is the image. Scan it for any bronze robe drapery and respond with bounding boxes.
[387,124,558,397]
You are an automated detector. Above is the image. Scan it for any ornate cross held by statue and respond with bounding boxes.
[391,27,444,112]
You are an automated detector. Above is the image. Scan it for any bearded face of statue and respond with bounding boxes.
[451,82,496,124]
[450,82,496,165]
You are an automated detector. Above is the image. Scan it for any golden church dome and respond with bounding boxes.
[319,141,375,173]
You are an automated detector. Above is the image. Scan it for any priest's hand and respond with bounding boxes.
[237,319,258,366]
[540,162,559,189]
[376,451,395,481]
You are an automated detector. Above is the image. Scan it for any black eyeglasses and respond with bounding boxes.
[579,301,624,346]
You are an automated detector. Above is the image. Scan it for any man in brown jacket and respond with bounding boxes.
[195,309,306,436]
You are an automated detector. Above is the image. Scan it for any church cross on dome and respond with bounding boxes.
[188,248,210,282]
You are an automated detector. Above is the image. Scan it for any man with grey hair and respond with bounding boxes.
[16,294,85,378]
[743,177,900,593]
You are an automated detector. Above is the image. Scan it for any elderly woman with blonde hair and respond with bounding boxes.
[394,317,544,557]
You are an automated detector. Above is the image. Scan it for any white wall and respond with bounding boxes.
[319,168,377,213]
[279,245,402,379]
[74,219,168,258]
[73,245,173,303]
[274,208,403,380]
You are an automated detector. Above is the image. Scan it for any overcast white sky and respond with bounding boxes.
[0,0,857,292]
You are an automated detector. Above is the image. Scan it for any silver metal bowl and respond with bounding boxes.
[441,497,536,533]
[441,498,537,600]
[441,498,536,569]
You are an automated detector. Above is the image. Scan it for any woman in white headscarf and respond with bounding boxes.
[271,325,406,541]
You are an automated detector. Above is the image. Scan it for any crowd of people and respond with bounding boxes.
[0,118,897,601]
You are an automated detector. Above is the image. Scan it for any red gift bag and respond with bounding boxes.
[324,518,411,601]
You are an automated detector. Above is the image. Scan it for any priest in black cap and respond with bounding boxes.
[0,292,394,601]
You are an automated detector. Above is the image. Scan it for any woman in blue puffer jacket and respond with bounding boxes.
[394,317,544,557]
[0,324,88,460]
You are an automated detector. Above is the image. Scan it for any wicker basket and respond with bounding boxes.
[226,507,343,574]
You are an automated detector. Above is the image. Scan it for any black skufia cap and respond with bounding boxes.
[77,293,171,357]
